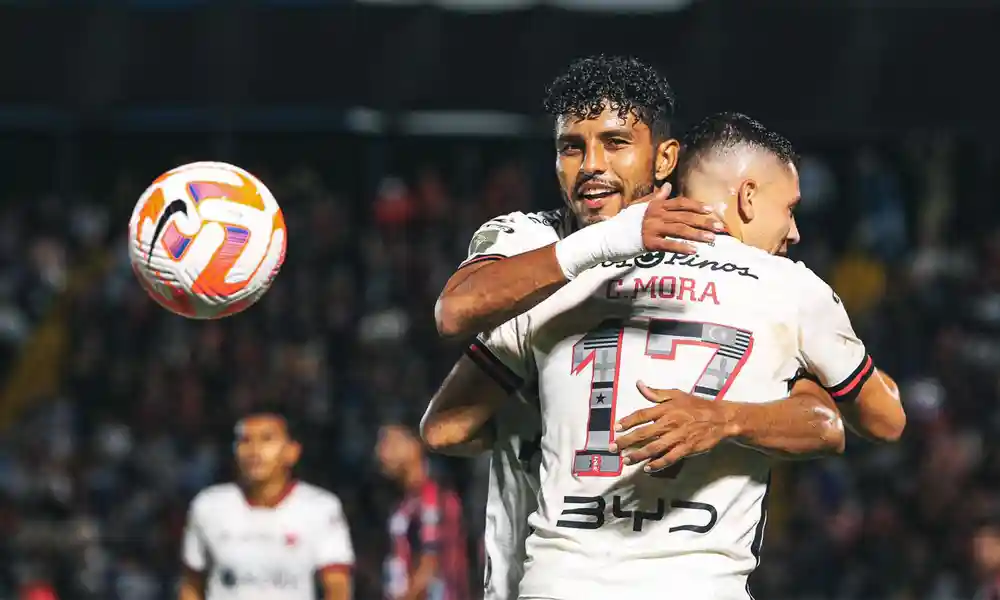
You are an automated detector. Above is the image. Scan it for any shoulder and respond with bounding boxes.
[478,207,568,230]
[292,482,345,514]
[468,208,566,254]
[189,483,242,517]
[751,258,842,319]
[474,210,543,233]
[712,241,820,285]
[787,260,839,304]
[523,207,574,237]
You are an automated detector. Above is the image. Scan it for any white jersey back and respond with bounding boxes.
[182,481,354,600]
[483,397,542,600]
[478,236,873,600]
[462,207,571,600]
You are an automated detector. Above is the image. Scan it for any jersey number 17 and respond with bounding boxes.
[571,318,754,478]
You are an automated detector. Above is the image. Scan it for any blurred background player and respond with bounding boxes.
[377,423,469,600]
[973,515,1000,600]
[179,411,353,600]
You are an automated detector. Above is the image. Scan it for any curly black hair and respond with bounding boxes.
[676,112,798,186]
[543,55,676,141]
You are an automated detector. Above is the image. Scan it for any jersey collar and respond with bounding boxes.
[242,479,298,509]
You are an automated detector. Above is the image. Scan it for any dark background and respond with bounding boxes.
[2,1,1000,599]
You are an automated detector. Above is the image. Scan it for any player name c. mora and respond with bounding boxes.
[599,251,760,305]
[606,276,719,304]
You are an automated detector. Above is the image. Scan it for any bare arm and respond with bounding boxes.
[420,355,512,456]
[401,555,438,600]
[722,377,846,458]
[435,248,567,339]
[436,192,718,339]
[613,379,844,472]
[319,567,352,600]
[839,368,905,442]
[178,567,205,600]
[795,266,905,444]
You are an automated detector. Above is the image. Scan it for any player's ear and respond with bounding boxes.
[736,179,757,222]
[654,138,680,182]
[285,440,302,465]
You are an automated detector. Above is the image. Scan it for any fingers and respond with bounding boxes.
[649,208,726,237]
[660,195,712,214]
[641,206,726,255]
[644,443,691,473]
[615,404,665,433]
[643,237,698,255]
[636,183,673,205]
[636,380,670,404]
[609,422,660,454]
[622,431,684,467]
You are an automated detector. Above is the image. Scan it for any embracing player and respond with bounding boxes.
[425,56,903,600]
[179,411,353,600]
[475,112,904,599]
[423,56,722,600]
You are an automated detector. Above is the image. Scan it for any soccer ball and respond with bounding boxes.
[128,161,286,319]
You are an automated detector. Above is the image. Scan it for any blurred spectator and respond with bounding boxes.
[972,518,1000,599]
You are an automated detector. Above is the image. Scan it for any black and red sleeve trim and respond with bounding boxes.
[827,354,875,404]
[458,253,507,269]
[465,341,523,393]
[786,368,820,393]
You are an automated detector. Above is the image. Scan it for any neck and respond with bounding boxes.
[243,475,295,508]
[689,194,740,240]
[402,460,427,492]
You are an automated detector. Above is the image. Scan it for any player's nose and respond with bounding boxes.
[787,217,801,245]
[581,143,609,175]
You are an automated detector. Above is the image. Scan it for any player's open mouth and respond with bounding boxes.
[577,184,621,209]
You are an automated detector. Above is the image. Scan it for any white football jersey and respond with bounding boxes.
[182,481,354,600]
[460,207,575,269]
[481,397,542,600]
[461,208,571,600]
[477,235,874,600]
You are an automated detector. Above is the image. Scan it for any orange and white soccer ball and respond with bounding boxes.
[128,161,286,319]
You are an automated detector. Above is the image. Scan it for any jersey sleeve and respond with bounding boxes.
[181,500,209,572]
[460,211,559,268]
[795,262,875,403]
[313,495,355,572]
[465,312,535,393]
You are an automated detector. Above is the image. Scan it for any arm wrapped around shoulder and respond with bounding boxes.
[794,262,904,442]
[839,369,906,443]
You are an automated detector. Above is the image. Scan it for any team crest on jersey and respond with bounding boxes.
[469,229,500,255]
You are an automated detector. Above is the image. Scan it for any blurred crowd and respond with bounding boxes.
[1,133,1000,600]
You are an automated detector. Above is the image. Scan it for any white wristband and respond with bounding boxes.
[554,202,648,280]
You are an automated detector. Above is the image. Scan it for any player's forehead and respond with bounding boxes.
[235,414,288,437]
[783,160,800,186]
[555,102,650,140]
[775,161,800,198]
